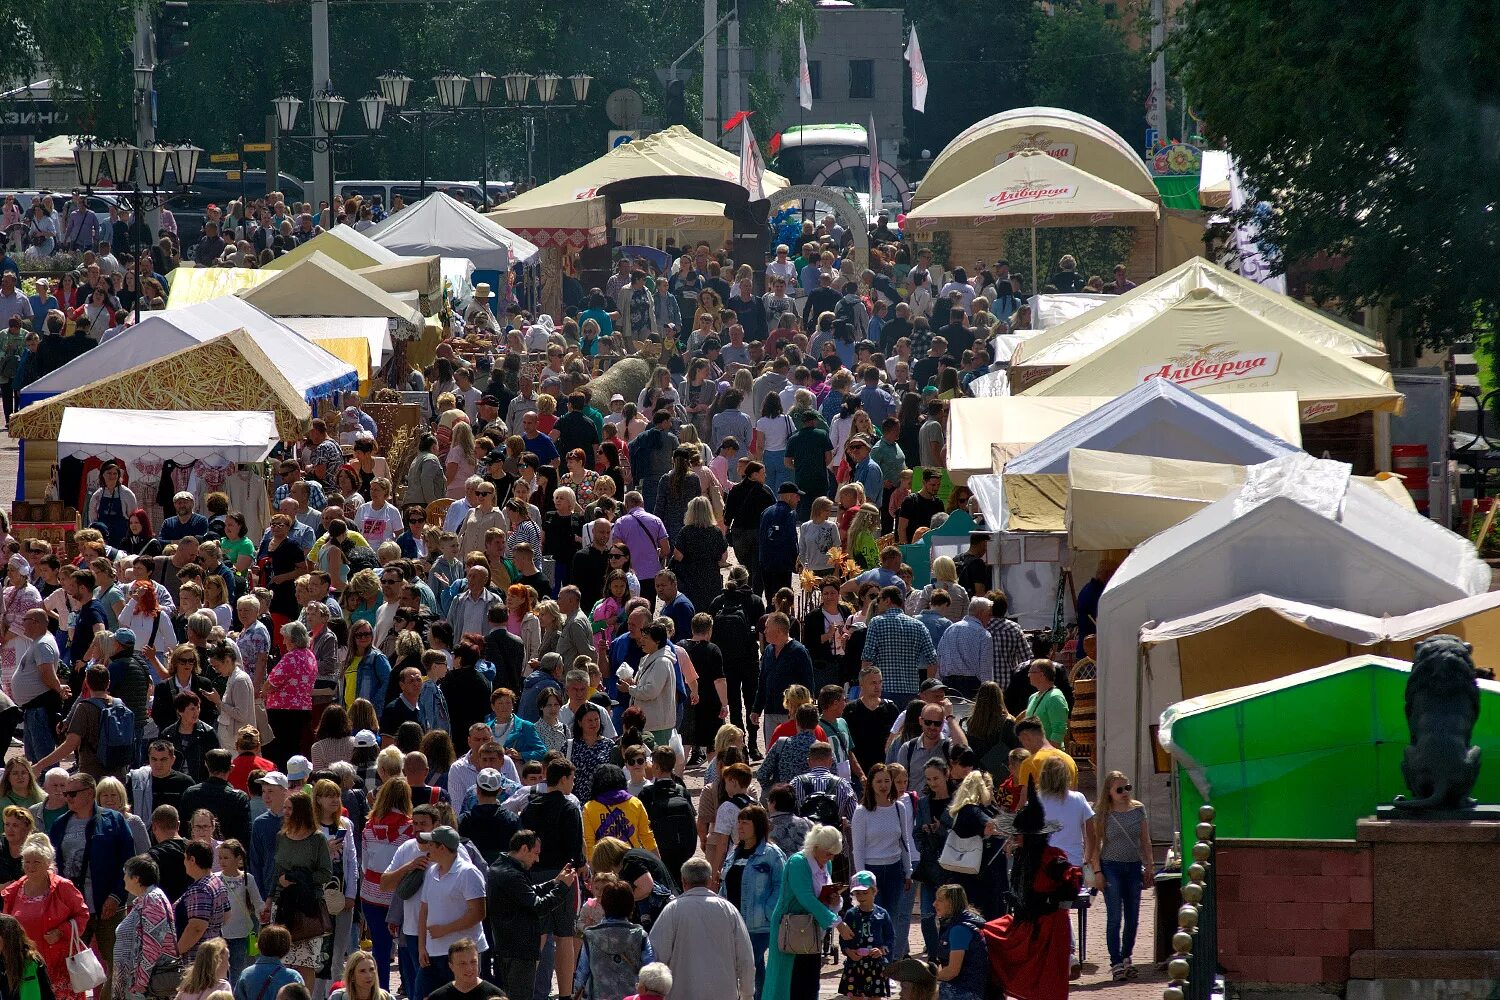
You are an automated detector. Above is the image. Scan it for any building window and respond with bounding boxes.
[807,60,823,100]
[849,59,874,99]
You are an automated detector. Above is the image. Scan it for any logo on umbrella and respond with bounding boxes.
[985,180,1076,210]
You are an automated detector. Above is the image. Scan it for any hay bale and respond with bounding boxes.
[579,357,652,408]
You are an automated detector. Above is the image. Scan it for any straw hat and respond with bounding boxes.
[473,282,493,300]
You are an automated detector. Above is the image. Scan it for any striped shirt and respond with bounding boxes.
[937,614,993,680]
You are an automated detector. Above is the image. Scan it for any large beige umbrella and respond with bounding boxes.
[906,148,1159,294]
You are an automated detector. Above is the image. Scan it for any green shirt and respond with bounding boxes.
[869,437,908,485]
[785,426,833,493]
[1026,687,1070,745]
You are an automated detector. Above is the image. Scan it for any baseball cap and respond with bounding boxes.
[353,730,378,748]
[779,482,803,496]
[112,627,136,646]
[418,826,461,850]
[919,678,948,694]
[476,768,504,793]
[609,393,625,403]
[260,771,289,789]
[483,451,506,467]
[286,755,312,780]
[850,870,877,894]
[479,394,499,407]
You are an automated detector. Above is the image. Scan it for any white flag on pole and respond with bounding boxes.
[740,119,766,202]
[797,22,813,111]
[868,114,882,214]
[905,24,928,113]
[1227,158,1286,294]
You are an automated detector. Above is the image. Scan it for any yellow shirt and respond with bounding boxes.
[1017,746,1078,790]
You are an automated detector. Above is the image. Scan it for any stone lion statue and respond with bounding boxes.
[1393,633,1482,813]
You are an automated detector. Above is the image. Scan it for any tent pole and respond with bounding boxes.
[1030,222,1038,299]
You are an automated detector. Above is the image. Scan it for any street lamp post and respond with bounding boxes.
[274,87,381,213]
[73,137,201,323]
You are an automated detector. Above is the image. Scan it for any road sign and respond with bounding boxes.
[209,152,238,163]
[606,88,643,129]
[1144,128,1159,154]
[608,130,638,151]
[242,142,271,153]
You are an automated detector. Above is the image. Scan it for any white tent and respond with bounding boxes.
[365,191,539,269]
[57,408,278,465]
[20,296,358,406]
[1005,378,1301,476]
[279,317,393,369]
[1030,293,1114,331]
[261,224,402,272]
[1097,454,1489,833]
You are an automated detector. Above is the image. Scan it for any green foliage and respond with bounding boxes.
[1001,226,1136,289]
[1029,4,1146,145]
[1173,0,1500,348]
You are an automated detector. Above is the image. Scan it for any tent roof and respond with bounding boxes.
[1109,454,1491,604]
[355,256,442,299]
[260,224,402,272]
[1142,590,1500,651]
[906,149,1158,232]
[486,125,789,245]
[10,328,312,441]
[1012,257,1387,370]
[914,106,1158,206]
[365,191,539,268]
[21,295,357,405]
[1005,378,1301,475]
[164,266,272,308]
[615,198,735,227]
[948,391,1304,480]
[239,252,424,335]
[58,408,278,465]
[1064,451,1414,550]
[1020,288,1403,422]
[1031,293,1114,331]
[1199,151,1232,209]
[279,316,393,366]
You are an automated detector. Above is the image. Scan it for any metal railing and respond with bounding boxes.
[1164,804,1219,1000]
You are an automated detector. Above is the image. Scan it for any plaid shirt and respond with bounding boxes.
[989,616,1032,685]
[863,609,938,694]
[789,768,859,824]
[179,873,230,959]
[937,614,994,680]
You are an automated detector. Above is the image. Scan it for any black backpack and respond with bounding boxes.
[640,779,697,859]
[712,599,756,660]
[798,786,843,828]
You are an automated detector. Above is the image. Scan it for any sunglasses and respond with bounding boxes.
[1114,784,1133,793]
[608,553,627,560]
[63,789,88,798]
[921,719,944,729]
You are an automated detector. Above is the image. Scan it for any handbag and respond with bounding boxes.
[283,899,332,942]
[776,912,823,955]
[323,878,346,915]
[147,956,184,999]
[395,865,426,901]
[938,831,984,875]
[65,924,106,992]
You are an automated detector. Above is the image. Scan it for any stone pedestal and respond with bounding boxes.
[1347,819,1500,1000]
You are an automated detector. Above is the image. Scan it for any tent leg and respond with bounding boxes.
[1030,223,1038,298]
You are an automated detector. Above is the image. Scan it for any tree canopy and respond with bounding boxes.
[1174,0,1500,347]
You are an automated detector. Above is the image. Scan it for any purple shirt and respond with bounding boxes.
[609,508,668,578]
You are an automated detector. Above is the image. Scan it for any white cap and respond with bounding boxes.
[260,771,289,789]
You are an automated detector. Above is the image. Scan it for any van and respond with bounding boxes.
[334,179,514,209]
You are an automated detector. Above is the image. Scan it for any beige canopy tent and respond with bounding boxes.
[1198,151,1232,209]
[260,223,401,271]
[486,125,790,249]
[238,252,424,338]
[906,149,1158,295]
[1020,289,1403,423]
[1010,257,1387,389]
[947,391,1304,483]
[355,256,442,313]
[1063,449,1416,549]
[1139,590,1500,716]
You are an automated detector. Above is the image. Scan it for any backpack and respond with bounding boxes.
[797,785,843,828]
[88,697,136,772]
[835,294,869,338]
[901,736,951,774]
[760,504,797,564]
[343,543,380,575]
[712,599,756,660]
[640,780,696,859]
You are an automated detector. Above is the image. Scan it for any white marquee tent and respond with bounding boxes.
[57,408,279,465]
[20,296,358,407]
[365,191,539,269]
[1096,453,1489,833]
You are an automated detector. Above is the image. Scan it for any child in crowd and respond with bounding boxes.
[998,747,1031,812]
[840,869,896,999]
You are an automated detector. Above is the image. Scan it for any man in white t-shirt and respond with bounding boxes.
[382,807,439,998]
[15,608,66,759]
[417,825,488,998]
[356,478,405,547]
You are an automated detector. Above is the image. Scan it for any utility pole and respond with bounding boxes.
[311,0,332,208]
[1149,0,1167,141]
[132,0,160,232]
[725,8,741,150]
[701,0,718,141]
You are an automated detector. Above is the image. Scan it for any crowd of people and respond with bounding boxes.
[0,203,1162,1000]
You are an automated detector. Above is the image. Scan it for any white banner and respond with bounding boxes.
[868,114,882,213]
[740,119,766,202]
[1228,158,1286,294]
[798,23,814,111]
[905,25,928,113]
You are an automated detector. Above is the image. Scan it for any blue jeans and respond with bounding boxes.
[23,705,55,761]
[227,937,251,984]
[749,930,769,995]
[920,882,939,957]
[869,862,908,936]
[763,450,787,491]
[416,953,452,1000]
[1102,860,1145,966]
[399,934,421,1000]
[893,877,917,959]
[362,901,395,991]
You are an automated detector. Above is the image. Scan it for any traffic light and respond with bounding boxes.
[665,79,685,125]
[156,1,189,62]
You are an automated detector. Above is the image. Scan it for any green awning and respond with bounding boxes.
[1153,175,1201,211]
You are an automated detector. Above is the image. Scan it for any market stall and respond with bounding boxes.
[1096,453,1489,835]
[366,191,539,270]
[238,251,426,338]
[164,265,273,308]
[260,223,402,272]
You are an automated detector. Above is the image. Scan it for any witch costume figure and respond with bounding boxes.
[980,780,1083,1000]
